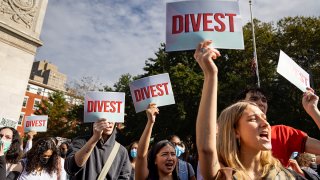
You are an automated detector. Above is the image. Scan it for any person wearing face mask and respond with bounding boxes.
[128,141,138,180]
[175,142,185,159]
[0,127,23,180]
[1,135,8,180]
[59,142,70,159]
[169,135,196,180]
[17,137,66,180]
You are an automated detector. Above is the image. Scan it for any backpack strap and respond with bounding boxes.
[187,162,190,179]
[177,160,189,180]
[97,142,120,180]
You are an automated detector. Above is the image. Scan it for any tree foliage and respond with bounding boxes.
[120,16,320,145]
[34,92,91,139]
[35,16,320,144]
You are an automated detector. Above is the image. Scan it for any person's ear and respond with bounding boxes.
[235,128,240,139]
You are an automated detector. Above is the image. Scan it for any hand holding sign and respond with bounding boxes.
[194,40,221,74]
[146,103,159,123]
[302,87,319,116]
[26,130,37,140]
[92,118,115,141]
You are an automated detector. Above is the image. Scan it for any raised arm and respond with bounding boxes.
[302,88,320,128]
[195,40,221,179]
[74,119,109,167]
[302,88,320,155]
[23,130,37,153]
[135,103,159,180]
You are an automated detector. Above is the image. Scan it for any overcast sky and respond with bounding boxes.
[35,0,320,86]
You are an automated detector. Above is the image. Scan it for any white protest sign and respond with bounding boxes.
[84,91,125,123]
[166,0,244,52]
[129,73,175,113]
[24,115,48,132]
[277,50,310,92]
[0,116,18,129]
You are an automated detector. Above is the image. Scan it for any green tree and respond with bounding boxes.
[34,92,71,138]
[34,16,320,144]
[34,91,91,139]
[120,16,320,145]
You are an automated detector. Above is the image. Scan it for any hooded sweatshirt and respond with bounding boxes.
[64,129,131,180]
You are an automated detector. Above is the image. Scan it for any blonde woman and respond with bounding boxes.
[195,40,294,179]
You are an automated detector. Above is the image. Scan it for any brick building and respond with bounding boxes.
[18,61,81,135]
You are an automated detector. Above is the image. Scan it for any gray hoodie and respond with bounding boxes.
[64,129,131,180]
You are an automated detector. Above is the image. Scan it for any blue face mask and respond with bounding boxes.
[175,146,185,157]
[1,140,12,153]
[130,149,137,158]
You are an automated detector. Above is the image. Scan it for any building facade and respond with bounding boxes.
[0,0,48,123]
[30,60,67,91]
[18,61,81,135]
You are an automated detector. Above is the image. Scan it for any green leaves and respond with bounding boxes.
[37,16,320,143]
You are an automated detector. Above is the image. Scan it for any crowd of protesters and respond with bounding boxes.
[1,40,320,179]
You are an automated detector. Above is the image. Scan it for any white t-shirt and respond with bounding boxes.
[18,158,66,180]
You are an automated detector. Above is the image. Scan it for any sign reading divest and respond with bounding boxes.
[84,91,125,122]
[166,0,243,52]
[0,116,18,129]
[24,115,48,132]
[277,50,310,92]
[129,73,175,113]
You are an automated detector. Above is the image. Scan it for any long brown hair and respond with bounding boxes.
[25,137,60,176]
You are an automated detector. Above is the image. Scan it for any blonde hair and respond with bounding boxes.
[216,101,291,179]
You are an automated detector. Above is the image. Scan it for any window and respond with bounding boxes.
[26,85,30,91]
[33,99,41,110]
[22,97,28,107]
[37,88,42,95]
[18,113,24,125]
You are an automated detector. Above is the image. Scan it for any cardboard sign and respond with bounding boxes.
[84,91,125,123]
[129,73,175,113]
[24,115,48,132]
[277,50,310,92]
[166,0,244,52]
[0,117,18,129]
